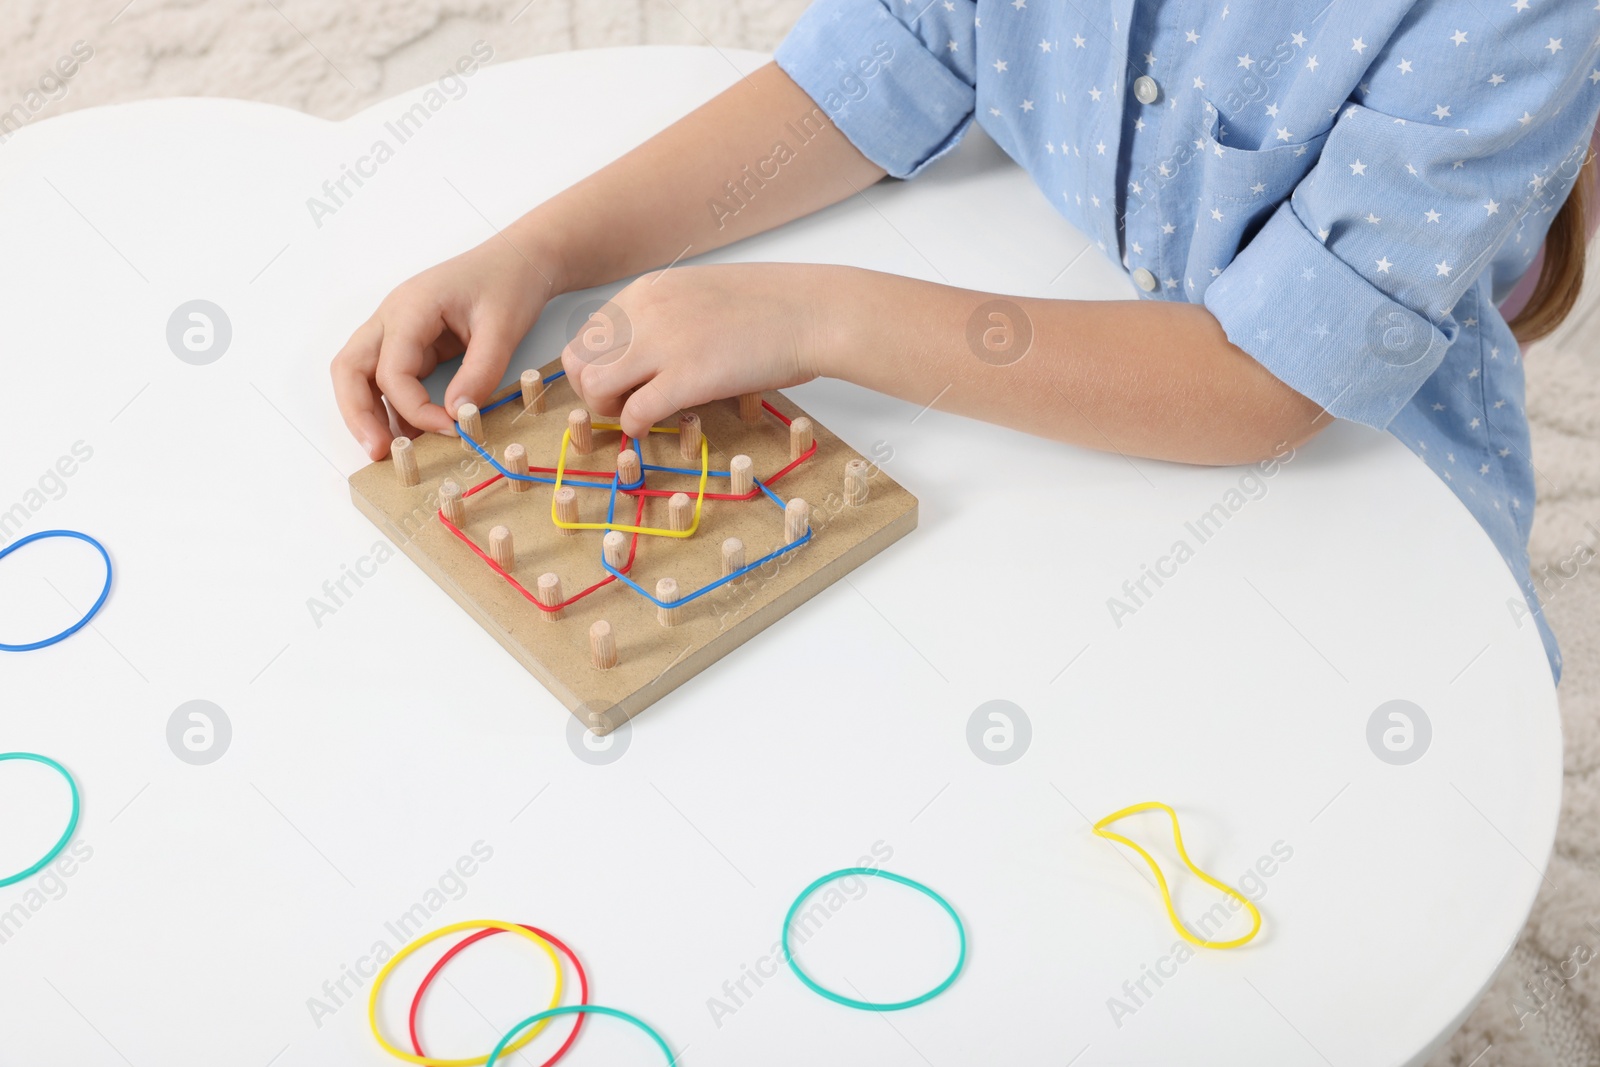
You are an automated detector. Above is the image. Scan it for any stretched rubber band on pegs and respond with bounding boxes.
[487,1006,675,1067]
[409,924,588,1067]
[368,920,565,1067]
[1091,800,1262,950]
[0,530,112,651]
[781,867,966,1011]
[0,753,80,888]
[552,425,709,537]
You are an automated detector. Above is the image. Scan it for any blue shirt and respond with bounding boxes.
[777,0,1600,682]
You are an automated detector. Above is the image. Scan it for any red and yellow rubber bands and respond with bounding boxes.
[1092,801,1263,950]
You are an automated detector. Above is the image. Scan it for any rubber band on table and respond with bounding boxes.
[368,919,565,1067]
[0,530,113,652]
[439,491,647,613]
[487,1006,675,1067]
[781,867,966,1011]
[1091,801,1262,950]
[408,924,588,1067]
[0,753,80,888]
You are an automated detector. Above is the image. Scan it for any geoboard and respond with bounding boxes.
[348,361,917,732]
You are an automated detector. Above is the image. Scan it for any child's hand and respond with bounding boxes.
[560,262,828,440]
[331,237,557,459]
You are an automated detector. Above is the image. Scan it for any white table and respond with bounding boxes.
[0,46,1560,1067]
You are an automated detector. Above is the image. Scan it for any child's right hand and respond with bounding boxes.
[331,236,557,460]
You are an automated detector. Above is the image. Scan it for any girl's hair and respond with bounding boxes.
[1508,152,1595,343]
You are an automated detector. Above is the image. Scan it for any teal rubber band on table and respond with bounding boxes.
[782,867,967,1011]
[0,753,80,888]
[486,1005,674,1066]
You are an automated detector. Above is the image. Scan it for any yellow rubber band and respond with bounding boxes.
[1091,801,1262,950]
[368,919,564,1067]
[551,424,709,537]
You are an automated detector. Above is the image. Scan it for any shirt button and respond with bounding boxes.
[1131,267,1158,292]
[1133,75,1160,105]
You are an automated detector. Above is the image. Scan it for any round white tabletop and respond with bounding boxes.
[0,45,1561,1067]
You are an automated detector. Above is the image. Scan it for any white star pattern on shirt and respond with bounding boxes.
[1489,72,1506,85]
[1350,159,1367,175]
[1376,256,1393,272]
[994,59,1008,72]
[1450,29,1468,45]
[1352,37,1367,53]
[1432,104,1452,119]
[1436,259,1453,276]
[1239,53,1256,68]
[1185,29,1200,43]
[1292,31,1307,46]
[1306,55,1319,70]
[1162,222,1176,234]
[1210,207,1225,221]
[1072,33,1086,48]
[1484,199,1500,214]
[1545,37,1563,53]
[1276,126,1293,141]
[1088,87,1102,101]
[1398,58,1413,74]
[1039,39,1053,52]
[1425,209,1442,222]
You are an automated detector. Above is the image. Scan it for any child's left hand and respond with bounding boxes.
[560,262,833,439]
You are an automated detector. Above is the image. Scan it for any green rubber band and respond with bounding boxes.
[781,867,966,1011]
[0,753,80,888]
[486,1005,674,1066]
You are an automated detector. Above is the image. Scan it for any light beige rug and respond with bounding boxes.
[5,2,1596,1062]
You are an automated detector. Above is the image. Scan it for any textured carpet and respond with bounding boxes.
[4,3,1596,1063]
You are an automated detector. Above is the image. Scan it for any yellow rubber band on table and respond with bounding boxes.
[368,919,564,1067]
[551,423,710,537]
[1091,801,1262,950]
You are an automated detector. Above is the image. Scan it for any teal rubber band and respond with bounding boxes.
[0,753,80,888]
[486,1005,674,1066]
[781,867,966,1011]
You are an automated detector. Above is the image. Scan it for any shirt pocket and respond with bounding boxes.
[1189,99,1328,275]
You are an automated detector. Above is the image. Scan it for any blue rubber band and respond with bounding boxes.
[782,867,967,1012]
[0,530,113,652]
[487,1005,674,1066]
[0,753,80,888]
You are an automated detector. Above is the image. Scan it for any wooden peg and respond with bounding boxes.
[392,436,419,487]
[729,454,753,496]
[457,402,483,451]
[789,416,813,460]
[489,526,514,569]
[568,409,593,455]
[738,392,763,424]
[589,620,617,670]
[785,498,810,543]
[537,572,564,621]
[616,447,641,487]
[668,492,692,532]
[554,487,579,534]
[677,412,702,462]
[844,459,869,506]
[603,530,629,571]
[520,369,546,414]
[722,537,745,577]
[656,577,681,627]
[439,480,465,525]
[504,443,530,493]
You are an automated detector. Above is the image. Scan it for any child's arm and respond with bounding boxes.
[333,62,1324,464]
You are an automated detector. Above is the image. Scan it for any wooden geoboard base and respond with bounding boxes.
[348,365,917,733]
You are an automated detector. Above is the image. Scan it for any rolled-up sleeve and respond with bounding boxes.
[1205,9,1600,429]
[775,0,977,179]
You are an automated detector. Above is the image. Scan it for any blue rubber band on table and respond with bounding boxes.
[0,530,113,652]
[486,1005,675,1066]
[782,867,967,1012]
[0,753,81,887]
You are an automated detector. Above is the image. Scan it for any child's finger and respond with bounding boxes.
[443,318,519,418]
[331,322,393,459]
[375,313,454,436]
[619,377,688,440]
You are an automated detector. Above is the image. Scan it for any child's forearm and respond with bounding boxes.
[817,267,1326,465]
[514,62,886,295]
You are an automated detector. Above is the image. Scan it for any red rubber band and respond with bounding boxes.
[407,924,589,1067]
